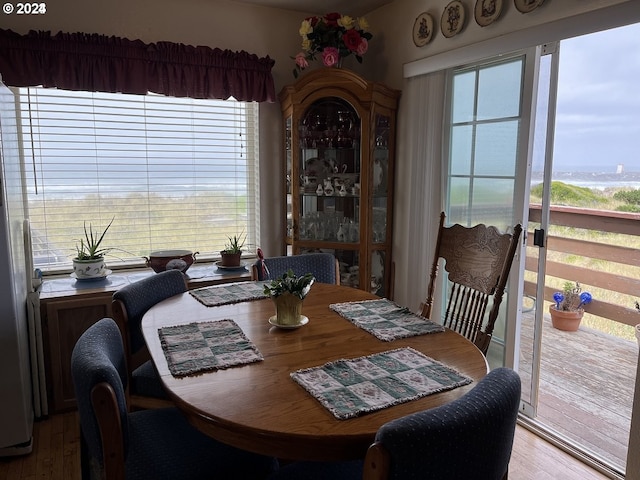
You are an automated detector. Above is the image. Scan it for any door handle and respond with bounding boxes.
[533,228,545,248]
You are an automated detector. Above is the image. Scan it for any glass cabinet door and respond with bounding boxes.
[297,98,362,288]
[281,68,400,296]
[285,115,293,249]
[370,112,391,296]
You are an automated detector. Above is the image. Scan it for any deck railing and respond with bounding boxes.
[525,205,640,328]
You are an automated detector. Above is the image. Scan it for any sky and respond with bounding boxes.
[551,21,640,174]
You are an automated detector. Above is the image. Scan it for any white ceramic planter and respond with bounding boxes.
[73,257,107,279]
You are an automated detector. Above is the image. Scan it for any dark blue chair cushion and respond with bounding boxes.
[72,318,279,480]
[113,269,187,356]
[131,360,168,400]
[127,407,278,480]
[268,368,520,480]
[254,253,338,284]
[377,367,521,480]
[268,460,363,480]
[71,318,130,466]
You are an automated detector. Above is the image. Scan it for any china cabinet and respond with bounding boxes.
[279,68,400,297]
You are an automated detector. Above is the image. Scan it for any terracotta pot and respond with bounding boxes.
[145,250,197,273]
[272,293,304,326]
[549,305,584,332]
[219,251,242,267]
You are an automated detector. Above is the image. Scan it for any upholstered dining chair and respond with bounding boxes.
[252,252,340,285]
[421,212,522,355]
[269,367,521,480]
[112,269,187,409]
[71,318,279,480]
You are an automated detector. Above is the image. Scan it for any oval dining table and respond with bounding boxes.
[141,282,489,462]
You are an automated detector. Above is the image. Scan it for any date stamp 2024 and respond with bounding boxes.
[3,2,47,15]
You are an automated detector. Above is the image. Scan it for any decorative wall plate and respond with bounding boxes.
[475,0,503,27]
[413,12,435,47]
[441,1,465,38]
[514,0,545,14]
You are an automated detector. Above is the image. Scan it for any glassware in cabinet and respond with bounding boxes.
[279,68,400,295]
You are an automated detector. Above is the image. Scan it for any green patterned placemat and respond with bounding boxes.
[291,347,472,420]
[158,319,263,377]
[330,299,445,341]
[190,281,269,307]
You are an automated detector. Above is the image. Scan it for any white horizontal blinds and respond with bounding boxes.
[17,87,259,271]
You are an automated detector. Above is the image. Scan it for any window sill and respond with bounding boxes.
[39,262,253,301]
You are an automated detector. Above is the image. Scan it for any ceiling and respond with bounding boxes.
[227,0,392,17]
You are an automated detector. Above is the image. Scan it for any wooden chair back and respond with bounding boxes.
[421,212,522,354]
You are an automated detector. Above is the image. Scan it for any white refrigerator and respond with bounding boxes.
[0,78,34,456]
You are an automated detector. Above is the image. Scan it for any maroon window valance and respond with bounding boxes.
[0,28,276,102]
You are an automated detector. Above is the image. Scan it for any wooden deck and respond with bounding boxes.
[518,310,637,472]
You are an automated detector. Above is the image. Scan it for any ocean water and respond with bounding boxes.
[531,171,640,191]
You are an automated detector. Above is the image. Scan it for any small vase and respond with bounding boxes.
[549,305,584,332]
[273,292,304,326]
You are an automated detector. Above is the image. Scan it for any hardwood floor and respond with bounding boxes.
[0,412,612,480]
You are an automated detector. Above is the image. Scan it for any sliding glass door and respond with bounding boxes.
[443,51,537,367]
[442,18,640,478]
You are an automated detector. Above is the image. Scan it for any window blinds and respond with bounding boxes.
[15,87,260,272]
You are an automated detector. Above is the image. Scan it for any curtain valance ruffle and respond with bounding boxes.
[0,29,276,102]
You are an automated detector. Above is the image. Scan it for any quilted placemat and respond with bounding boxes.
[291,347,472,420]
[329,299,445,341]
[190,281,269,307]
[158,319,263,377]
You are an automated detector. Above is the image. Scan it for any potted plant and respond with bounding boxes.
[549,281,593,331]
[263,269,315,326]
[72,218,115,279]
[219,231,247,267]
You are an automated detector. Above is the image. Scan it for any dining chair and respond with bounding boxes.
[421,212,522,355]
[252,252,340,285]
[269,367,521,480]
[71,318,279,480]
[112,269,187,409]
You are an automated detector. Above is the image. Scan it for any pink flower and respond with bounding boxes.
[322,47,340,67]
[356,38,368,56]
[295,53,309,69]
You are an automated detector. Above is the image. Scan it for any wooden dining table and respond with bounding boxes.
[141,282,489,461]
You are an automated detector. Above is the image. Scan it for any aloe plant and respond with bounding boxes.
[222,230,246,254]
[74,218,115,260]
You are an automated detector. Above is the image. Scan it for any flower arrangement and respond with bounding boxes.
[552,281,593,312]
[263,269,315,299]
[292,12,373,78]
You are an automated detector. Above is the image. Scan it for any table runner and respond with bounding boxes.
[329,299,445,341]
[190,281,268,307]
[158,320,263,377]
[291,347,472,420]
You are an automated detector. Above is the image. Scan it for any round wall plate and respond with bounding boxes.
[514,0,545,14]
[413,12,435,47]
[475,0,503,27]
[441,1,465,38]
